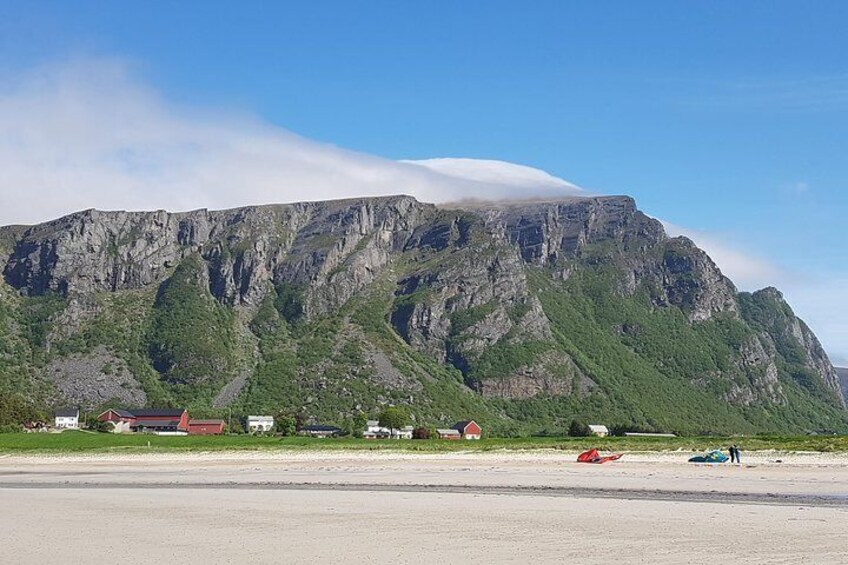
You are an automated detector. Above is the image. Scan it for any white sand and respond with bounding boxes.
[1,450,847,564]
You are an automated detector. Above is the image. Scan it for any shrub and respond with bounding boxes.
[568,420,591,437]
[378,406,410,435]
[276,415,297,437]
[412,427,432,440]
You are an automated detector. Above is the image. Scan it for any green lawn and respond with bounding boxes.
[1,431,847,454]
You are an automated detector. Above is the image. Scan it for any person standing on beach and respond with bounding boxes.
[728,445,736,463]
[734,445,741,464]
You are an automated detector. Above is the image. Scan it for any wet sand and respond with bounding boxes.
[1,451,847,564]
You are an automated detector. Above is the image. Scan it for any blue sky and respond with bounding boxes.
[0,1,846,361]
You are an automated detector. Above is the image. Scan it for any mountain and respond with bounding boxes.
[1,195,845,434]
[837,368,848,404]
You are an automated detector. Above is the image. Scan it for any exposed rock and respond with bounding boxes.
[452,196,665,264]
[478,352,595,399]
[3,196,433,313]
[2,194,843,423]
[365,346,423,391]
[44,346,147,409]
[212,371,251,408]
[740,287,845,407]
[837,368,848,404]
[791,317,843,403]
[656,237,738,322]
[732,335,785,405]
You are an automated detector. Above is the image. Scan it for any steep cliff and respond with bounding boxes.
[838,368,848,404]
[1,195,845,434]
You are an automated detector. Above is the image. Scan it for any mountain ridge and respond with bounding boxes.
[837,367,848,404]
[1,194,844,434]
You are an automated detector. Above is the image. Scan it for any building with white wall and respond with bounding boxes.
[247,415,275,433]
[363,420,414,439]
[588,425,609,437]
[54,408,79,430]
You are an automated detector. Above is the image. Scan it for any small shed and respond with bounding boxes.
[588,425,609,437]
[54,408,79,430]
[188,419,226,435]
[436,428,461,440]
[452,420,482,440]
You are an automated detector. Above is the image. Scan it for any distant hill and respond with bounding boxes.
[1,195,846,434]
[837,368,848,404]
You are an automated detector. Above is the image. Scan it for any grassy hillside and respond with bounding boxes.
[2,257,847,435]
[525,268,848,434]
[2,254,847,436]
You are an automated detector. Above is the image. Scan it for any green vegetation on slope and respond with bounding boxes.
[0,282,57,407]
[522,267,848,435]
[52,289,172,407]
[235,272,497,432]
[2,205,845,437]
[147,254,239,397]
[739,289,843,405]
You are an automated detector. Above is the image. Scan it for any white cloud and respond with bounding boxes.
[0,56,844,363]
[402,158,585,194]
[0,57,583,226]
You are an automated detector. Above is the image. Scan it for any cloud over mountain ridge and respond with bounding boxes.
[0,58,583,227]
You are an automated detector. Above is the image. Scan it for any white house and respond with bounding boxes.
[395,425,414,440]
[54,408,79,430]
[363,420,389,439]
[247,415,275,433]
[588,424,609,437]
[363,420,413,439]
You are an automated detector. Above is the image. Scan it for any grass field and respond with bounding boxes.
[1,431,847,454]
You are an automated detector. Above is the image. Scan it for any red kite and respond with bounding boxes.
[577,448,622,464]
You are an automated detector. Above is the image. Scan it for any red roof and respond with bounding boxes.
[453,420,481,435]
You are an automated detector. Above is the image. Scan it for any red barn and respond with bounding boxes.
[130,409,190,433]
[95,408,191,433]
[97,409,137,427]
[188,419,226,435]
[452,420,482,440]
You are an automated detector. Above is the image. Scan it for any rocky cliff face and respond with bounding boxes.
[837,368,848,404]
[4,196,432,310]
[1,195,844,433]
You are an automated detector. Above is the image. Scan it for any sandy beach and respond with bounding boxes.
[2,450,847,564]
